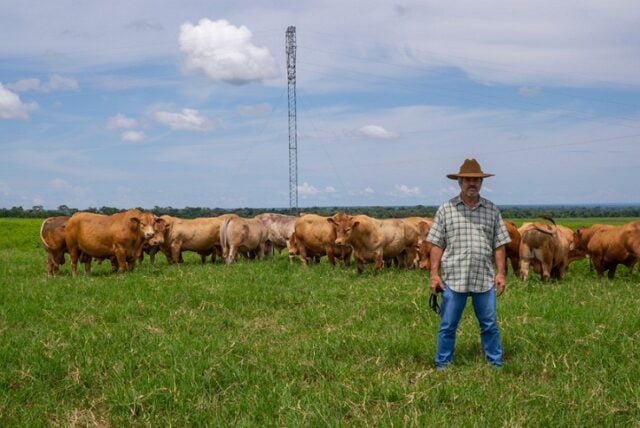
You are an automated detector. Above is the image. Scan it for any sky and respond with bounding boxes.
[1,0,639,210]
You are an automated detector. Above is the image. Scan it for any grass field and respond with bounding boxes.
[1,218,639,426]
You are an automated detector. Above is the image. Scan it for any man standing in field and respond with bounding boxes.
[427,158,511,369]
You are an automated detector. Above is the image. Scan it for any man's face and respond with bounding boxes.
[459,177,483,199]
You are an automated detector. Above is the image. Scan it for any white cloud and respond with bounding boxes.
[46,74,79,92]
[324,186,336,193]
[107,113,138,129]
[121,130,146,142]
[179,18,278,84]
[6,75,78,92]
[298,182,320,195]
[154,108,214,131]
[364,187,375,194]
[394,184,422,197]
[0,84,37,119]
[358,125,399,140]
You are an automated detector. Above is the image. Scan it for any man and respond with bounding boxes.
[427,158,511,369]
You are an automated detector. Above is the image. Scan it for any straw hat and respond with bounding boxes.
[446,158,494,180]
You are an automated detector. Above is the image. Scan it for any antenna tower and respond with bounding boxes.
[286,26,298,214]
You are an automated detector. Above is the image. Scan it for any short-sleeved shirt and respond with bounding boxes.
[427,195,511,293]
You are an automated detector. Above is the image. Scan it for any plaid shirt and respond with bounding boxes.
[427,195,511,293]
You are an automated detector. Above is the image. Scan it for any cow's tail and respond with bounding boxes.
[39,218,51,249]
[220,216,232,260]
[534,215,556,235]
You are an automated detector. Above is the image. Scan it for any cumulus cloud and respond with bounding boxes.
[179,18,278,84]
[121,130,146,143]
[364,187,375,194]
[106,113,137,129]
[358,125,399,139]
[6,74,79,92]
[154,108,214,131]
[394,184,422,197]
[298,182,320,195]
[0,84,37,119]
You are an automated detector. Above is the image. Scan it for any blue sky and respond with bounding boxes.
[1,0,639,209]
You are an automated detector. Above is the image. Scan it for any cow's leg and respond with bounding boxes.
[68,246,79,277]
[518,258,530,281]
[356,256,365,274]
[200,253,207,264]
[113,246,128,273]
[149,247,157,264]
[607,263,617,280]
[326,248,336,266]
[170,242,182,264]
[373,252,385,272]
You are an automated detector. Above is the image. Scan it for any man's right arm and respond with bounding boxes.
[429,245,445,295]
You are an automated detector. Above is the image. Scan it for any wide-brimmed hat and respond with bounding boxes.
[446,158,494,180]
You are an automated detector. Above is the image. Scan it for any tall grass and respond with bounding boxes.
[0,219,638,426]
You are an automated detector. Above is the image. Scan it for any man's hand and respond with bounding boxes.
[430,274,445,295]
[495,272,506,296]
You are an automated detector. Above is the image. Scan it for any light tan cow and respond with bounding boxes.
[159,214,236,264]
[574,222,640,279]
[65,209,162,275]
[289,213,351,266]
[518,218,579,281]
[220,216,269,264]
[329,212,419,274]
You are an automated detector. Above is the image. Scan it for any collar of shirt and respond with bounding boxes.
[453,195,486,209]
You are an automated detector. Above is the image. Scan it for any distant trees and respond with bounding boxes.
[1,204,638,219]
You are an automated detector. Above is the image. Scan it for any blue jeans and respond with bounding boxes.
[435,284,502,368]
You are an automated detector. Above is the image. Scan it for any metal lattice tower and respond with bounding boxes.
[286,26,298,215]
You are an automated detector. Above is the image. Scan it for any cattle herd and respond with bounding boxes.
[39,210,640,281]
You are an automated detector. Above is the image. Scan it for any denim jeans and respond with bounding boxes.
[434,284,502,368]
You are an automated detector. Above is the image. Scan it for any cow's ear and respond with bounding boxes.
[155,217,165,226]
[129,217,141,230]
[353,221,360,229]
[327,217,336,225]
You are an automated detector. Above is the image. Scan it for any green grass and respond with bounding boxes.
[1,218,639,426]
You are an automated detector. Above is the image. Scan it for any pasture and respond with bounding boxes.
[0,218,639,426]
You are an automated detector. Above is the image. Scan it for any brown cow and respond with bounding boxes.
[518,218,578,281]
[329,212,419,274]
[503,220,521,275]
[159,214,236,264]
[65,209,161,275]
[289,213,352,266]
[574,222,640,279]
[40,216,70,276]
[255,213,297,257]
[220,216,269,264]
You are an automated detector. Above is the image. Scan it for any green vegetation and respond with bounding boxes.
[2,204,640,219]
[1,218,639,425]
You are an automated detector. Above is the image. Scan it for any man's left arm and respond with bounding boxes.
[494,245,507,296]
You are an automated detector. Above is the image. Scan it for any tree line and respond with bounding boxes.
[1,204,639,219]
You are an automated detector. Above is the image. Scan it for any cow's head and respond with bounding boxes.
[148,217,167,246]
[327,212,358,246]
[129,211,157,240]
[287,233,299,257]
